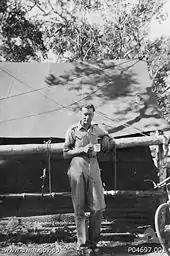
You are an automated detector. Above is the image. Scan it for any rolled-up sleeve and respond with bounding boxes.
[63,127,75,153]
[95,125,115,151]
[94,125,109,138]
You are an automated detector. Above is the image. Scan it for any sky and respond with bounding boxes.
[148,0,170,40]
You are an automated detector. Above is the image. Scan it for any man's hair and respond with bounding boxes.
[80,103,95,112]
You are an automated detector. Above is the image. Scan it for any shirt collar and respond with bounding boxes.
[77,121,83,130]
[77,121,97,131]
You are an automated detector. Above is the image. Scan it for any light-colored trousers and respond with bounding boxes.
[68,157,105,246]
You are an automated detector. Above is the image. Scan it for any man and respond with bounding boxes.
[63,104,114,252]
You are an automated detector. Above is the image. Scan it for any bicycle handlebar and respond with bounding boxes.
[144,176,170,189]
[154,176,170,189]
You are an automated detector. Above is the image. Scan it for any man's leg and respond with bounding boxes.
[68,172,88,247]
[88,209,103,246]
[87,177,105,249]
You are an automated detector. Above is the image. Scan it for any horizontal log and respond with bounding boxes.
[115,134,170,148]
[105,190,166,196]
[0,190,166,199]
[0,192,71,199]
[0,134,169,156]
[0,143,64,156]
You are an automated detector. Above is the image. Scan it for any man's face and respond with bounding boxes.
[80,107,94,126]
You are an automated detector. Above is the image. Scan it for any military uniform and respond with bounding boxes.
[63,122,109,247]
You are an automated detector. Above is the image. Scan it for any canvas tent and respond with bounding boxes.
[0,60,169,220]
[0,59,168,138]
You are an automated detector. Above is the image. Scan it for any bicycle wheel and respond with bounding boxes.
[155,203,170,255]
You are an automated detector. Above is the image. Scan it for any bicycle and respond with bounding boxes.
[154,176,170,255]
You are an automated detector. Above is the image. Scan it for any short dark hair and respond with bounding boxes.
[81,103,95,112]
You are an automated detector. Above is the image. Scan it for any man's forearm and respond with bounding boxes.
[101,135,116,152]
[63,147,85,159]
[110,137,116,148]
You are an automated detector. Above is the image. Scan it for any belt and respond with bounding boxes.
[87,154,97,159]
[81,153,97,160]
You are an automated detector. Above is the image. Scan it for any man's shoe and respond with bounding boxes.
[88,241,100,252]
[77,244,91,255]
[77,244,89,250]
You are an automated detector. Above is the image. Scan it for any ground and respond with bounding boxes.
[0,238,168,256]
[0,215,168,256]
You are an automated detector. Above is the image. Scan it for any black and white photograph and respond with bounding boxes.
[0,0,170,255]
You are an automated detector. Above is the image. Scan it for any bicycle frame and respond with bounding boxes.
[154,176,170,256]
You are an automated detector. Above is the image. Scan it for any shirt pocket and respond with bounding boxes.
[89,132,98,144]
[75,131,85,147]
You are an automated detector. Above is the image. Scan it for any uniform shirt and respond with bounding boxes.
[63,121,109,178]
[63,121,108,211]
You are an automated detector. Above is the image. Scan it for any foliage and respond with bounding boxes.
[0,1,47,61]
[0,0,169,121]
[0,0,167,62]
[152,57,170,123]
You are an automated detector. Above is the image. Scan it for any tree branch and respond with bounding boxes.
[32,0,49,15]
[83,38,95,60]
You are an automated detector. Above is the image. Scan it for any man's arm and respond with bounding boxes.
[101,135,116,152]
[95,124,116,152]
[63,127,83,159]
[63,127,90,159]
[63,147,85,159]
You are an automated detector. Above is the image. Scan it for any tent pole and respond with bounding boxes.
[46,140,52,194]
[114,144,117,190]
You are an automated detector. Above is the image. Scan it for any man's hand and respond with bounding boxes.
[83,144,94,154]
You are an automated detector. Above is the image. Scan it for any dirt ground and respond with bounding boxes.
[0,240,168,256]
[0,215,168,256]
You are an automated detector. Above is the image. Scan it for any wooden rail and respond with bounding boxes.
[0,134,169,155]
[0,190,167,199]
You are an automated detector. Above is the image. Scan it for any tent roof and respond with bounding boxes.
[0,60,169,138]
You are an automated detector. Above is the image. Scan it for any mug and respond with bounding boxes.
[94,144,101,152]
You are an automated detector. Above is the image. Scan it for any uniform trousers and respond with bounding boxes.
[68,156,105,246]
